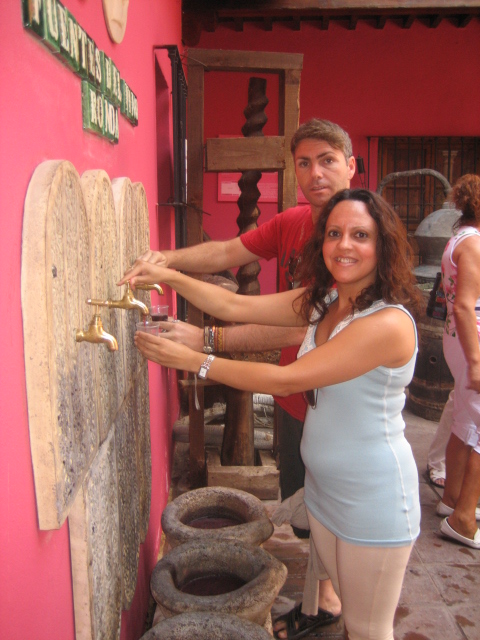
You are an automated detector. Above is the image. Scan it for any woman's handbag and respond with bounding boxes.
[426,272,447,321]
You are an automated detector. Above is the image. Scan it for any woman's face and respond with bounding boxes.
[322,199,378,289]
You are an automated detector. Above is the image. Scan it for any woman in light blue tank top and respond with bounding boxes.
[120,189,423,640]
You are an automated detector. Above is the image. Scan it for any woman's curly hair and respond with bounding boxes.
[296,189,422,323]
[452,174,480,231]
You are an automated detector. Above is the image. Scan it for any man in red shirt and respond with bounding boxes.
[138,119,355,638]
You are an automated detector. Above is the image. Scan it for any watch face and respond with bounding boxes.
[198,366,207,379]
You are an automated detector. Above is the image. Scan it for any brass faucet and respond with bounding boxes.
[88,282,149,316]
[135,283,164,296]
[76,313,118,351]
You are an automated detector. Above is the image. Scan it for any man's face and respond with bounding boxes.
[294,139,355,218]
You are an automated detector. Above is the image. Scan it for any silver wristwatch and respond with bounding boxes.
[203,326,214,354]
[198,354,215,379]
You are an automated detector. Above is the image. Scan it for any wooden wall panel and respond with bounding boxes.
[22,160,154,638]
[22,160,97,530]
[69,429,122,640]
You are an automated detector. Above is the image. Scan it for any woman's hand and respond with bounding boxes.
[157,319,204,352]
[467,362,480,393]
[134,331,202,372]
[117,260,176,290]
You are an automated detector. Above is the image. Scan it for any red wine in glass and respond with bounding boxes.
[150,313,168,322]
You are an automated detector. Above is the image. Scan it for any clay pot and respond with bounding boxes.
[151,539,287,627]
[140,612,272,640]
[161,486,273,548]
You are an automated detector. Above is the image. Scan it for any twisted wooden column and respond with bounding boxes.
[235,77,268,296]
[222,77,268,467]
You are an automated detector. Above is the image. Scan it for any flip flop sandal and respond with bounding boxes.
[427,466,445,488]
[273,603,340,640]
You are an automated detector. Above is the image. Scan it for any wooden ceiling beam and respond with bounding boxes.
[376,14,388,28]
[348,14,358,29]
[320,14,330,29]
[457,14,473,26]
[183,1,480,9]
[290,17,302,30]
[429,14,443,27]
[263,17,273,31]
[401,14,415,28]
[182,2,480,44]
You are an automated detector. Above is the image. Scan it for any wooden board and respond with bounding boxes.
[81,170,123,443]
[189,48,303,72]
[206,137,285,172]
[22,160,97,530]
[115,389,140,610]
[132,182,152,313]
[112,177,141,388]
[134,362,152,543]
[69,428,122,640]
[206,448,279,500]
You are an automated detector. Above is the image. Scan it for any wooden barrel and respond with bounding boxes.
[407,288,454,421]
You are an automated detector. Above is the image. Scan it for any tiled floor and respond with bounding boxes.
[167,409,480,639]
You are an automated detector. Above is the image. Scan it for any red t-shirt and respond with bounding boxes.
[240,205,314,421]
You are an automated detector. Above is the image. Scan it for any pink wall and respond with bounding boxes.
[197,19,480,293]
[0,2,182,639]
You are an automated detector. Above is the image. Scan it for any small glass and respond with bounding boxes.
[149,304,169,322]
[136,320,161,335]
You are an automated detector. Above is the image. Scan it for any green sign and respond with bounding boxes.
[22,0,138,143]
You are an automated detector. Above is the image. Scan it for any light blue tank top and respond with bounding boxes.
[298,293,420,547]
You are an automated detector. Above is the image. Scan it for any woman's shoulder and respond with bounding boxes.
[355,299,410,318]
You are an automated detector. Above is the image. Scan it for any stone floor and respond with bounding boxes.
[166,409,480,639]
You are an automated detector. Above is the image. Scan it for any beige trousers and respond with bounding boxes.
[307,510,413,640]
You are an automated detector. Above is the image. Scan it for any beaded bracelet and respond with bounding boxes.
[216,326,224,352]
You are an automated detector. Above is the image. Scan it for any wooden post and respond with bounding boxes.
[186,58,207,485]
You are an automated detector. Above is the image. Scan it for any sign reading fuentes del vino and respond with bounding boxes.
[21,0,138,143]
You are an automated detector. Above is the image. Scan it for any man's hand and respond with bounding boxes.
[157,319,204,352]
[136,249,168,267]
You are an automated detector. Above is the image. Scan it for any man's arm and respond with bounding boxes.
[157,320,307,353]
[137,237,260,273]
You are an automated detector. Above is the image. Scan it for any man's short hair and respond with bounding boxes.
[290,119,353,161]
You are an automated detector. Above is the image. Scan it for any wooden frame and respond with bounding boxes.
[186,48,303,484]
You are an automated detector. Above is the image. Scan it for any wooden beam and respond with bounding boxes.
[205,136,286,172]
[263,16,273,30]
[278,68,301,211]
[429,14,442,27]
[186,56,207,486]
[189,48,303,73]
[457,14,473,26]
[376,14,388,28]
[402,13,415,28]
[178,378,219,388]
[209,1,480,9]
[234,17,244,31]
[348,14,358,29]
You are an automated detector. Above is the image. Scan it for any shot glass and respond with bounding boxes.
[149,305,169,322]
[136,320,161,335]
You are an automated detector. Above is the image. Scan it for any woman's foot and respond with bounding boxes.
[273,603,341,639]
[428,466,445,488]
